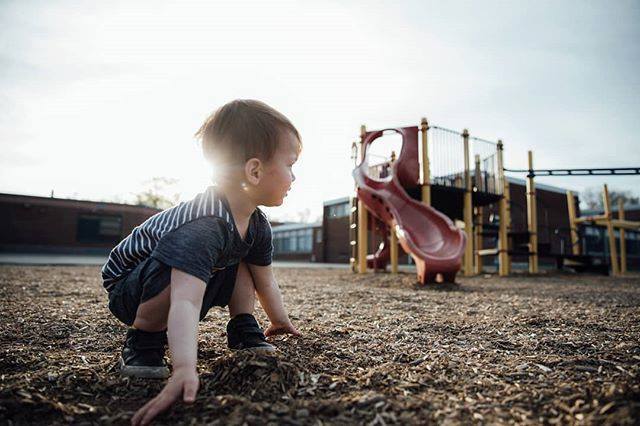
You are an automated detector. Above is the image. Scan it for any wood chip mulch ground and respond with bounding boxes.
[1,265,639,425]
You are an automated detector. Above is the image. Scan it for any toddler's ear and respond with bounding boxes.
[244,158,263,185]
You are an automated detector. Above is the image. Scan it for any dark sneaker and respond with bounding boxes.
[119,328,170,379]
[226,314,275,352]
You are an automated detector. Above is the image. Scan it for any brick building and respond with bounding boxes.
[0,193,160,254]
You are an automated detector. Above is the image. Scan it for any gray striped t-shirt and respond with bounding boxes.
[101,185,234,291]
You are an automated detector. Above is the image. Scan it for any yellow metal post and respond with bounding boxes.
[496,140,509,276]
[603,185,619,276]
[474,154,483,274]
[566,191,580,255]
[389,150,399,274]
[618,199,627,275]
[526,151,538,274]
[349,141,359,272]
[420,118,431,206]
[504,177,512,274]
[357,125,368,274]
[349,196,358,272]
[474,206,484,274]
[390,227,398,274]
[463,129,474,276]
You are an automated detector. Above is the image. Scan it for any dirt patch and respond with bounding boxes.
[0,266,639,424]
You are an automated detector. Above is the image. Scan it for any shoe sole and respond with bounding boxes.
[231,345,277,353]
[119,356,170,379]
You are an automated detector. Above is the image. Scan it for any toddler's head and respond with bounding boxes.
[195,100,301,206]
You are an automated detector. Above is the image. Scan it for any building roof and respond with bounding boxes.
[0,192,161,215]
[506,176,569,195]
[323,196,351,206]
[582,205,640,216]
[272,222,322,232]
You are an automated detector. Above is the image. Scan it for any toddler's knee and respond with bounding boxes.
[133,285,171,331]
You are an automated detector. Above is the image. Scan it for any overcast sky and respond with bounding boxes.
[1,0,639,221]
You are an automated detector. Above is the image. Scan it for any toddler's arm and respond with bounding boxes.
[248,264,301,337]
[132,268,205,426]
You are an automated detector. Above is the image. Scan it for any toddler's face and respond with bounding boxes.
[258,131,300,207]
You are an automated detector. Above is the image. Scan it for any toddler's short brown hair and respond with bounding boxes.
[195,99,301,170]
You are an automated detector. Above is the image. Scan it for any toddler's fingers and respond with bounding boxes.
[183,380,199,403]
[131,397,156,426]
[141,396,173,426]
[264,327,279,337]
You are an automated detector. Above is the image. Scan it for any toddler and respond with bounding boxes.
[101,99,302,425]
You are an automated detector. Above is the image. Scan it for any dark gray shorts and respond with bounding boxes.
[107,257,238,326]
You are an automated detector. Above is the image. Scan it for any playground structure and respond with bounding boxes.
[350,119,508,283]
[509,159,640,277]
[350,119,640,282]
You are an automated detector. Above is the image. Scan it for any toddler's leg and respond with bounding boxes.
[115,259,171,378]
[227,261,256,317]
[133,285,171,332]
[120,284,171,378]
[225,262,274,351]
[120,267,172,379]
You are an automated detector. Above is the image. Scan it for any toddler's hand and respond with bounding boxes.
[131,367,199,426]
[265,321,302,337]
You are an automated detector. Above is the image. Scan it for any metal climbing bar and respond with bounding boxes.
[503,167,640,177]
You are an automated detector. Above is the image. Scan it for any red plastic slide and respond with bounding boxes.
[353,126,466,284]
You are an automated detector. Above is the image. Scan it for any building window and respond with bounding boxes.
[584,227,600,237]
[272,228,315,254]
[77,214,122,243]
[328,203,349,218]
[274,235,286,254]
